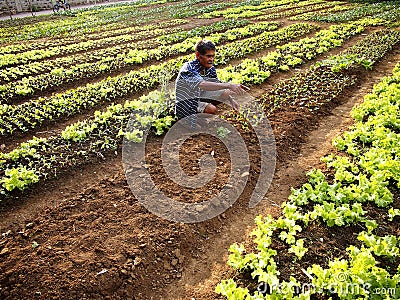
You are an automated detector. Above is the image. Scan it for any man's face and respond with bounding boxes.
[196,50,215,69]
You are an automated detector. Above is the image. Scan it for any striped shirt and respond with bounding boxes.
[175,58,220,127]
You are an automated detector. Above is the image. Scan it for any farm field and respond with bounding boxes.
[0,0,400,298]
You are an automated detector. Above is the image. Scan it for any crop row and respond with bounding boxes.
[343,29,400,67]
[213,0,327,19]
[125,21,282,64]
[119,0,231,20]
[0,22,312,103]
[156,19,248,44]
[201,0,301,18]
[227,1,304,19]
[0,22,315,135]
[217,21,369,84]
[0,89,176,195]
[0,12,221,69]
[258,29,400,114]
[0,0,173,30]
[373,6,400,27]
[0,0,173,42]
[254,1,344,21]
[0,0,224,43]
[308,1,400,22]
[332,71,400,187]
[0,29,172,84]
[259,65,355,114]
[215,48,400,300]
[288,3,357,21]
[0,19,247,84]
[0,19,188,56]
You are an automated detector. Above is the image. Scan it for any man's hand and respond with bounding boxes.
[228,83,250,95]
[222,93,239,111]
[231,98,240,111]
[221,85,250,111]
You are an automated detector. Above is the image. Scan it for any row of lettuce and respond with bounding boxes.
[0,19,243,84]
[202,0,400,27]
[289,2,359,21]
[0,0,185,31]
[202,0,330,18]
[0,0,228,42]
[0,19,189,56]
[254,0,345,21]
[300,0,400,25]
[216,57,400,300]
[0,19,187,69]
[0,25,398,200]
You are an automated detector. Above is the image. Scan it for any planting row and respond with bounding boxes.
[201,0,302,18]
[0,0,176,30]
[0,0,224,43]
[156,19,248,44]
[0,21,315,104]
[0,22,315,135]
[308,1,400,23]
[288,3,357,21]
[124,21,282,64]
[0,19,247,84]
[254,1,344,21]
[0,0,172,42]
[217,21,371,84]
[216,59,400,300]
[260,29,400,113]
[213,0,328,19]
[0,1,229,70]
[0,19,188,56]
[0,90,175,195]
[373,6,400,27]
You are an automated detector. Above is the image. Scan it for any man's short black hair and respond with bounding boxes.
[195,40,216,55]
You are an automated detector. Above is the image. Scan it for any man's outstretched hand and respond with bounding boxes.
[231,98,240,111]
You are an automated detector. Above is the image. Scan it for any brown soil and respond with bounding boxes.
[1,2,400,299]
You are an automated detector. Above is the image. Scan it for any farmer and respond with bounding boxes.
[175,40,249,128]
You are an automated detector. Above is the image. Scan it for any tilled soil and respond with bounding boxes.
[0,3,400,300]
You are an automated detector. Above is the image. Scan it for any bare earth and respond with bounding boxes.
[0,6,400,300]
